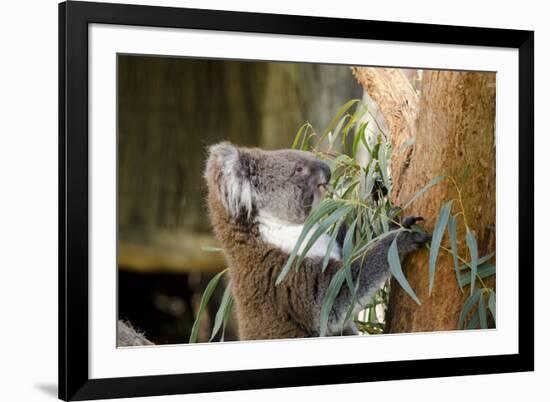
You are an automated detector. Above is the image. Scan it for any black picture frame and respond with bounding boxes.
[59,1,534,400]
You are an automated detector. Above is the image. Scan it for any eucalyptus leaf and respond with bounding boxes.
[458,253,495,271]
[341,180,360,199]
[292,122,311,149]
[387,234,421,305]
[334,115,351,148]
[342,218,358,263]
[201,246,224,253]
[353,228,402,259]
[466,229,479,296]
[320,268,347,336]
[352,121,368,158]
[295,205,354,270]
[342,263,361,334]
[277,200,340,284]
[301,132,316,150]
[467,310,480,329]
[329,154,353,171]
[364,160,377,198]
[322,221,342,272]
[210,284,233,341]
[488,292,496,322]
[459,263,495,287]
[343,103,368,138]
[342,218,359,296]
[319,99,361,144]
[458,289,482,329]
[478,292,488,329]
[448,215,462,291]
[220,296,234,342]
[429,201,453,294]
[377,143,392,193]
[189,269,228,343]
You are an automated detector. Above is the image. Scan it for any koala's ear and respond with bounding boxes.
[206,142,256,219]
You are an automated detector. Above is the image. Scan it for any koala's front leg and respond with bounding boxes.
[328,217,429,334]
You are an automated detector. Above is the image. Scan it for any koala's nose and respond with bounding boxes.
[317,161,331,183]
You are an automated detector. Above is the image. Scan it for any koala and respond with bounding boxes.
[204,142,429,340]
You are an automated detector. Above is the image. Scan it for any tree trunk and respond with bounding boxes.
[118,321,154,346]
[353,68,496,332]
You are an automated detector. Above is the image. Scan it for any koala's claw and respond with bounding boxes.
[402,215,424,228]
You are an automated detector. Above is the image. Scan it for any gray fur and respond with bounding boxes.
[327,230,428,334]
[205,142,429,338]
[208,142,330,224]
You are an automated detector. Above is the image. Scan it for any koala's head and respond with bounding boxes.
[205,142,331,225]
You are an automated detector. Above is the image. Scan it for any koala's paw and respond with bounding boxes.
[398,221,431,253]
[402,215,424,228]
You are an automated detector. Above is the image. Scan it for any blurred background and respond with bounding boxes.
[117,55,363,344]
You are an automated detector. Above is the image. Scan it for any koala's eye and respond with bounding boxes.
[295,166,303,173]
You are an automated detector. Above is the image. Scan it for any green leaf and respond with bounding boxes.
[342,218,359,297]
[210,284,233,341]
[220,296,234,342]
[201,246,224,253]
[402,175,445,210]
[276,200,340,284]
[359,166,367,199]
[352,124,364,158]
[448,215,462,291]
[342,218,357,263]
[352,122,369,159]
[322,221,342,272]
[459,263,495,287]
[294,204,354,271]
[467,310,480,329]
[292,122,311,149]
[341,180,360,200]
[334,115,351,148]
[329,154,353,170]
[301,132,317,150]
[380,214,390,234]
[342,264,361,334]
[478,292,488,329]
[466,229,479,296]
[488,292,496,322]
[360,127,372,155]
[353,228,402,258]
[364,161,377,198]
[459,289,482,329]
[189,268,228,343]
[319,99,361,145]
[343,103,368,138]
[320,268,347,336]
[458,253,495,271]
[429,200,453,294]
[388,234,421,305]
[377,143,392,194]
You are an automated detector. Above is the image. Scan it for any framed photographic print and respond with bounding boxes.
[59,1,534,400]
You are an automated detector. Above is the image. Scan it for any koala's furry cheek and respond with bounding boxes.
[207,142,255,218]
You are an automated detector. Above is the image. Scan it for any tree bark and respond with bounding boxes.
[118,321,154,346]
[352,68,496,332]
[351,68,419,192]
